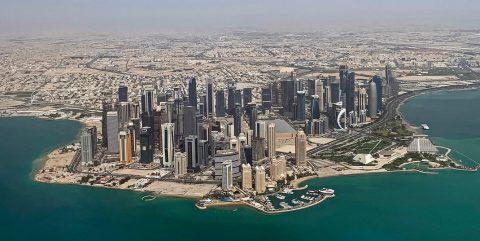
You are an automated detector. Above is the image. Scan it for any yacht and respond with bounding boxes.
[320,188,335,195]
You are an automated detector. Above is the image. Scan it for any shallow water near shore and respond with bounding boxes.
[1,89,480,241]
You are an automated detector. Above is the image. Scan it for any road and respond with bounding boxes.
[307,82,480,157]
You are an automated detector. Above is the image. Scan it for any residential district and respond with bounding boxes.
[1,30,479,213]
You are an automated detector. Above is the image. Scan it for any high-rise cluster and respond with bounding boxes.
[83,67,396,195]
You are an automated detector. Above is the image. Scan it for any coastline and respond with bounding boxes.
[28,85,480,212]
[397,87,480,131]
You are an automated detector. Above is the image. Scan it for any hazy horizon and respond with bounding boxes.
[1,0,480,36]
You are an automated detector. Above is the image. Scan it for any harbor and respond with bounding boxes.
[195,187,335,214]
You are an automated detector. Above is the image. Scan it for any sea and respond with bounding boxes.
[1,89,479,241]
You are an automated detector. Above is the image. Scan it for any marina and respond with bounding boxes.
[195,187,335,214]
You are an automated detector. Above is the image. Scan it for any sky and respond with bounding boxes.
[1,0,479,36]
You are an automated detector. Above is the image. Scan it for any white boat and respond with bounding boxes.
[275,194,286,200]
[279,202,291,209]
[320,188,335,195]
[282,188,294,195]
[421,124,430,130]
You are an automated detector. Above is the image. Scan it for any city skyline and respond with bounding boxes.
[1,1,480,240]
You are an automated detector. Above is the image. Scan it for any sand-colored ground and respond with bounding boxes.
[112,168,155,177]
[145,181,216,198]
[35,148,78,183]
[34,147,216,198]
[276,143,316,154]
[42,149,76,170]
[308,137,335,145]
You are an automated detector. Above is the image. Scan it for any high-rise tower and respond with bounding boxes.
[234,103,242,136]
[368,81,378,118]
[118,130,132,164]
[188,77,197,109]
[106,111,119,153]
[161,123,175,167]
[295,130,307,167]
[267,123,276,159]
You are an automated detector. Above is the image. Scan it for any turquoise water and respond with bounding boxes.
[1,89,480,241]
[400,89,480,166]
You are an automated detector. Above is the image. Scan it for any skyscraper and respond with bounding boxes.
[206,79,214,117]
[185,135,199,170]
[324,83,332,108]
[117,102,130,129]
[214,150,241,180]
[270,157,281,181]
[242,164,252,190]
[101,101,111,148]
[315,79,325,112]
[188,77,197,108]
[252,137,265,163]
[118,85,128,102]
[385,65,399,97]
[106,111,119,153]
[295,130,307,167]
[339,65,348,92]
[243,88,252,106]
[261,87,272,110]
[296,91,306,121]
[307,79,316,96]
[330,81,341,103]
[234,89,242,107]
[174,152,187,177]
[255,121,266,139]
[130,102,140,119]
[81,129,93,165]
[198,139,209,166]
[127,123,136,156]
[245,103,257,131]
[221,160,233,191]
[358,87,368,114]
[183,105,197,136]
[281,79,296,114]
[368,81,378,118]
[139,127,153,164]
[371,75,383,113]
[118,130,132,164]
[141,86,155,115]
[311,95,321,120]
[161,123,175,167]
[227,83,236,115]
[173,98,184,145]
[199,95,207,118]
[267,123,276,159]
[277,155,287,178]
[233,103,242,136]
[243,145,253,165]
[215,90,226,117]
[86,126,97,157]
[255,165,266,194]
[345,72,356,114]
